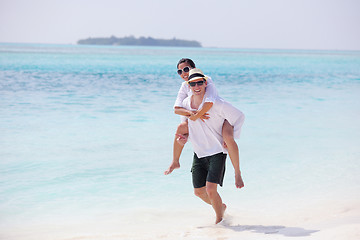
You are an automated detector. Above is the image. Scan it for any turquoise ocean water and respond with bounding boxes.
[0,43,360,239]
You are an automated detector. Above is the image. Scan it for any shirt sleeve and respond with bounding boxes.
[220,100,245,139]
[180,97,191,123]
[204,76,219,103]
[174,82,190,108]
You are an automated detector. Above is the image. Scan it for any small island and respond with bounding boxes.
[77,36,202,47]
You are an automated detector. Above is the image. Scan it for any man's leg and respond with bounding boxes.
[194,187,211,205]
[165,121,188,175]
[206,182,226,224]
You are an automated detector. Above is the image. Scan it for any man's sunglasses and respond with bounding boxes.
[188,80,205,87]
[177,66,191,75]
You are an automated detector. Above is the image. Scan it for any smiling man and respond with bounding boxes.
[169,68,245,224]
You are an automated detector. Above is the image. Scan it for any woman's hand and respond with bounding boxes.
[189,111,210,122]
[189,111,198,121]
[199,113,210,122]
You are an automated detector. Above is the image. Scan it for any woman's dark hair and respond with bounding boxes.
[177,58,196,68]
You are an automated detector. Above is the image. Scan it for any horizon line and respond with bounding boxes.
[1,41,360,53]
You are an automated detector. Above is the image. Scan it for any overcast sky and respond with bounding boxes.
[1,0,359,50]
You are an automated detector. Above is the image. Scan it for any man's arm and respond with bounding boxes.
[229,154,244,189]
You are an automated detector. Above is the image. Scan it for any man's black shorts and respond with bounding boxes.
[191,152,227,188]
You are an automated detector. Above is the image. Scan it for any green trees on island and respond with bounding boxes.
[77,36,202,47]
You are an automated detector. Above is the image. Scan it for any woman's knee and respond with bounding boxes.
[222,120,234,142]
[223,131,235,144]
[176,121,188,134]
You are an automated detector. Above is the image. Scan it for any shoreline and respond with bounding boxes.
[1,197,359,240]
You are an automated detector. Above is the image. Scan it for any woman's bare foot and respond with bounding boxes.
[215,203,227,224]
[164,161,180,175]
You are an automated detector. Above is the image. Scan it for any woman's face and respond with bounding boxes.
[177,62,193,81]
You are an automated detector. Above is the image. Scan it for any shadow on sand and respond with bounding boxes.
[197,219,319,237]
[218,221,319,237]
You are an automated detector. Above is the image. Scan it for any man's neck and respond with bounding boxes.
[191,93,205,110]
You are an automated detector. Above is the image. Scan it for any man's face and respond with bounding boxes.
[189,79,207,95]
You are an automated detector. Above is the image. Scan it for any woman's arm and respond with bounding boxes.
[189,102,213,121]
[174,106,194,117]
[174,82,189,109]
[187,77,218,121]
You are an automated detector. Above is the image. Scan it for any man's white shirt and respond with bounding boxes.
[181,96,245,158]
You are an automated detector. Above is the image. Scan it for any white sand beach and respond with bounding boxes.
[2,195,358,240]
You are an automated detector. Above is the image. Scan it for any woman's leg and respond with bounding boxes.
[222,120,244,188]
[164,121,188,175]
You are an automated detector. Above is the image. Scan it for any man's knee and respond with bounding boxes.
[206,183,217,198]
[194,187,206,198]
[194,188,201,197]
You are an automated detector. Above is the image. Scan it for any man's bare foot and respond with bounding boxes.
[164,161,180,175]
[235,174,244,189]
[215,203,227,224]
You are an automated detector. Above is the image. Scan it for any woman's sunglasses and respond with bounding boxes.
[177,66,191,75]
[188,80,205,87]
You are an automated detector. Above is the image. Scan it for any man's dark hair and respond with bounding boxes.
[177,58,196,68]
